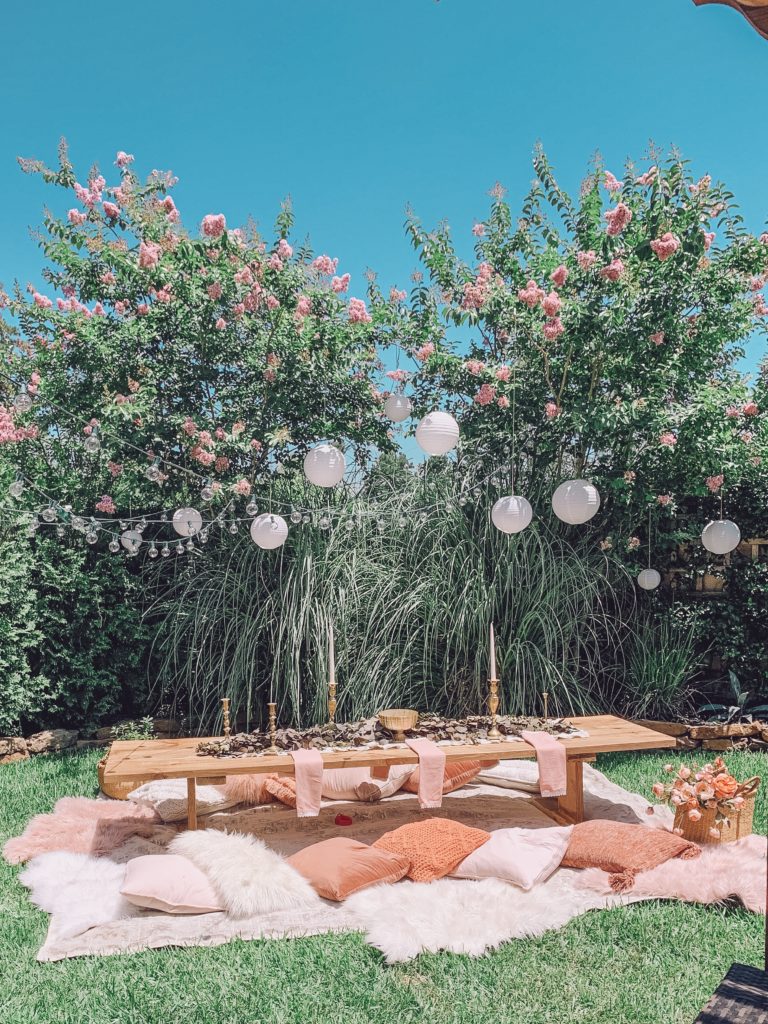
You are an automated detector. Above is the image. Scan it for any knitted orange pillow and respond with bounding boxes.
[263,775,296,808]
[372,817,490,882]
[402,759,488,795]
[561,820,701,892]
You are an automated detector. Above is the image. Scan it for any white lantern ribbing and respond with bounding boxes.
[303,444,346,487]
[491,495,533,535]
[120,529,142,555]
[172,507,203,537]
[701,519,741,555]
[551,479,601,525]
[250,513,288,550]
[637,568,661,591]
[384,394,412,423]
[415,411,459,456]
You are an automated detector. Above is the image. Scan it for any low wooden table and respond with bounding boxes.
[102,715,675,831]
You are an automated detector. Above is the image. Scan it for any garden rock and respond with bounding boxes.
[26,729,79,754]
[0,737,29,764]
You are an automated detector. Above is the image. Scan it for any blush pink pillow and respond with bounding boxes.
[120,854,223,914]
[450,825,572,890]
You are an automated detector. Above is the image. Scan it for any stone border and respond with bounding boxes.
[633,719,767,751]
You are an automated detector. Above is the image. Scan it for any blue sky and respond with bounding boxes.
[1,0,766,372]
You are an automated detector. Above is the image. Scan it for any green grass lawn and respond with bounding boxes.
[0,747,765,1024]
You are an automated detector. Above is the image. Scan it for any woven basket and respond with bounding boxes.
[673,776,760,845]
[97,755,148,801]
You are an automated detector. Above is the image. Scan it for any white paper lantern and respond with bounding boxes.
[551,479,601,525]
[415,411,460,456]
[303,444,346,487]
[250,513,288,549]
[172,507,203,537]
[701,519,741,555]
[120,529,142,555]
[384,393,412,423]
[491,495,533,534]
[637,568,661,591]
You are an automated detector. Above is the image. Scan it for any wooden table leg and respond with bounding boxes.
[187,777,198,831]
[555,758,585,824]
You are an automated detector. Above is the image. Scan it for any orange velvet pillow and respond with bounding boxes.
[288,837,410,901]
[402,759,488,795]
[561,820,701,892]
[372,817,490,882]
[263,775,296,808]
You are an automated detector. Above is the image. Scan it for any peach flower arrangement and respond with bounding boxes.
[651,757,750,840]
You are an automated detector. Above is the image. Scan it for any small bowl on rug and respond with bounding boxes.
[378,709,418,742]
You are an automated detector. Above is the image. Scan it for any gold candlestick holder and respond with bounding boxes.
[265,701,280,754]
[328,681,337,724]
[542,691,549,721]
[221,697,231,738]
[487,677,501,739]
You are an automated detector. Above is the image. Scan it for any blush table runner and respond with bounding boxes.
[520,730,567,798]
[289,749,324,817]
[404,738,446,809]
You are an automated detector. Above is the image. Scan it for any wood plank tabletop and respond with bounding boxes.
[102,715,676,783]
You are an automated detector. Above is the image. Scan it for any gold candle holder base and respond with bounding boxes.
[541,690,549,722]
[265,701,280,754]
[328,682,337,725]
[221,697,231,739]
[487,677,501,739]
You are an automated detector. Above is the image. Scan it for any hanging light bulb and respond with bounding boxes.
[175,542,184,555]
[185,539,195,551]
[8,476,24,499]
[56,525,65,538]
[199,528,209,543]
[172,507,203,537]
[302,513,311,524]
[319,514,331,531]
[161,543,171,558]
[14,386,33,413]
[245,500,258,517]
[137,519,148,533]
[108,539,120,553]
[200,480,215,502]
[148,543,159,559]
[84,429,101,455]
[119,520,128,530]
[290,509,302,524]
[41,506,57,523]
[144,458,162,483]
[120,529,142,555]
[71,516,86,533]
[229,521,239,534]
[85,529,99,545]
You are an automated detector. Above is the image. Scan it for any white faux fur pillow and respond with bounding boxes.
[127,779,239,822]
[321,765,414,802]
[169,829,321,918]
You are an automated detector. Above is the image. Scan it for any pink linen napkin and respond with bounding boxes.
[289,748,324,817]
[520,730,567,798]
[404,738,446,809]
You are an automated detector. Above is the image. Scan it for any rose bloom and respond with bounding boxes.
[688,808,702,822]
[713,775,738,799]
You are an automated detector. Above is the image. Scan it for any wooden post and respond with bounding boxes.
[556,758,585,824]
[187,777,198,831]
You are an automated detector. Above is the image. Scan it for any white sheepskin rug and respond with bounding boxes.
[169,829,320,918]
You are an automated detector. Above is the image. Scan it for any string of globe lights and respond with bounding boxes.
[3,376,745,582]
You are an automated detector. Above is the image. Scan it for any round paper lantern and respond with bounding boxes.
[637,568,661,591]
[415,411,460,456]
[551,480,601,525]
[172,507,203,537]
[303,444,346,487]
[120,529,142,555]
[701,519,741,555]
[250,513,288,550]
[491,496,533,535]
[384,394,412,423]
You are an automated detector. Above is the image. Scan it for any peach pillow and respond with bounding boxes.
[121,854,223,914]
[402,759,487,795]
[561,820,701,892]
[264,776,296,807]
[288,837,410,900]
[450,826,572,890]
[321,766,414,802]
[373,817,490,882]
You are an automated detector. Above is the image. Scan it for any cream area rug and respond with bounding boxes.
[21,764,765,962]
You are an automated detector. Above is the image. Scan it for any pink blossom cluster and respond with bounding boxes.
[657,494,672,506]
[415,342,435,361]
[659,431,677,447]
[472,222,485,237]
[541,291,562,318]
[650,331,665,346]
[650,232,680,262]
[545,401,561,420]
[233,478,251,496]
[706,474,724,494]
[276,239,293,260]
[348,297,371,323]
[604,171,623,193]
[386,369,410,383]
[495,365,511,382]
[389,287,407,303]
[577,250,597,271]
[115,151,134,169]
[139,240,162,269]
[74,176,105,209]
[108,461,123,477]
[465,359,485,375]
[332,273,351,293]
[295,295,312,318]
[600,259,625,282]
[474,383,496,405]
[743,400,759,416]
[604,202,632,236]
[550,264,568,287]
[95,495,116,514]
[0,405,39,443]
[201,214,226,238]
[689,174,711,195]
[103,202,120,221]
[543,317,564,340]
[702,231,715,251]
[516,279,544,308]
[462,263,494,311]
[67,208,87,226]
[635,166,657,187]
[313,254,338,276]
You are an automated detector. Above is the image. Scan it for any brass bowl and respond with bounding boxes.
[378,708,419,742]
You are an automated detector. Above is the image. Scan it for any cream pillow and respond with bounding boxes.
[127,779,239,822]
[321,765,414,802]
[121,854,223,914]
[450,825,572,890]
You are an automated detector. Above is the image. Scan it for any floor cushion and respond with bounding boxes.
[373,817,491,882]
[561,820,701,892]
[263,776,297,807]
[222,774,277,805]
[450,825,572,890]
[127,780,239,822]
[288,837,410,900]
[321,766,415,803]
[402,759,487,796]
[121,854,224,914]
